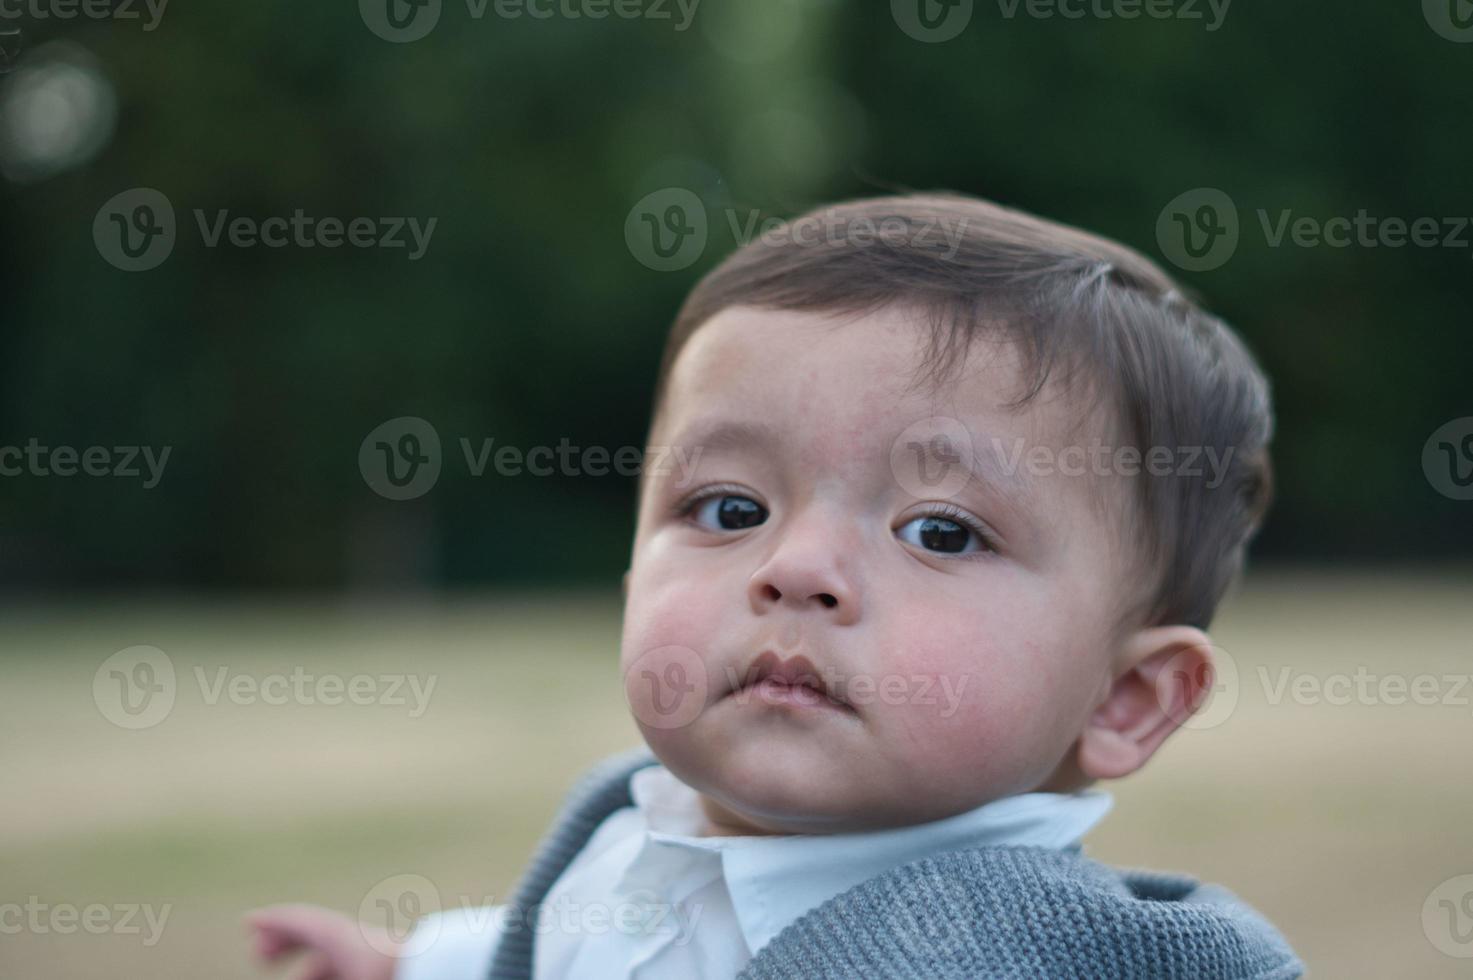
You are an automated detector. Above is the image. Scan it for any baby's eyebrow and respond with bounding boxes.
[903,433,1038,517]
[665,419,783,455]
[664,418,1036,509]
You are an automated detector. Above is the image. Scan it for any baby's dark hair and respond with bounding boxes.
[647,193,1273,630]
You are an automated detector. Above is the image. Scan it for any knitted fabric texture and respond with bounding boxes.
[487,748,1304,980]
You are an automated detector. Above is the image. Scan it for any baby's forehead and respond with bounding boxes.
[655,305,1109,468]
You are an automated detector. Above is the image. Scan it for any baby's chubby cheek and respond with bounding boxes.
[871,614,1080,807]
[618,574,729,731]
[620,637,714,736]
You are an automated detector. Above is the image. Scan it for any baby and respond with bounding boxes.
[247,193,1304,979]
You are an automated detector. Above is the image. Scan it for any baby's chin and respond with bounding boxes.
[647,732,961,834]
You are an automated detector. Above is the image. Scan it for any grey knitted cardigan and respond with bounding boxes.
[487,747,1304,980]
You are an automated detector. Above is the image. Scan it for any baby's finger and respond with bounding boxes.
[288,950,339,980]
[244,905,342,961]
[250,922,302,962]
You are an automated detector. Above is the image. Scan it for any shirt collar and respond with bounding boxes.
[623,764,1113,957]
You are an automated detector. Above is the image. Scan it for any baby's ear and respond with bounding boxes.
[1077,625,1216,781]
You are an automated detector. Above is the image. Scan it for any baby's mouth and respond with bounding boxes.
[725,650,857,714]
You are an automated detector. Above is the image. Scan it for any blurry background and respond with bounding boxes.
[1,0,1470,977]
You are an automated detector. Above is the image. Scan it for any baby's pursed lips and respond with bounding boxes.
[728,649,853,709]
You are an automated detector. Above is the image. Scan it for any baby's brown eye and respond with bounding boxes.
[897,513,986,555]
[691,494,767,531]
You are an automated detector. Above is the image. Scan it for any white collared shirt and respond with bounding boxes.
[396,765,1112,980]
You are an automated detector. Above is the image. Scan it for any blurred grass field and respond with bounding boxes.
[2,569,1471,979]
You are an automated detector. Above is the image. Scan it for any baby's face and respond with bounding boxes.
[621,305,1129,833]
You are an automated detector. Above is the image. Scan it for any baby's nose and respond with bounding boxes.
[746,524,861,625]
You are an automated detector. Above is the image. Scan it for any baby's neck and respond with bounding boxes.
[697,793,790,837]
